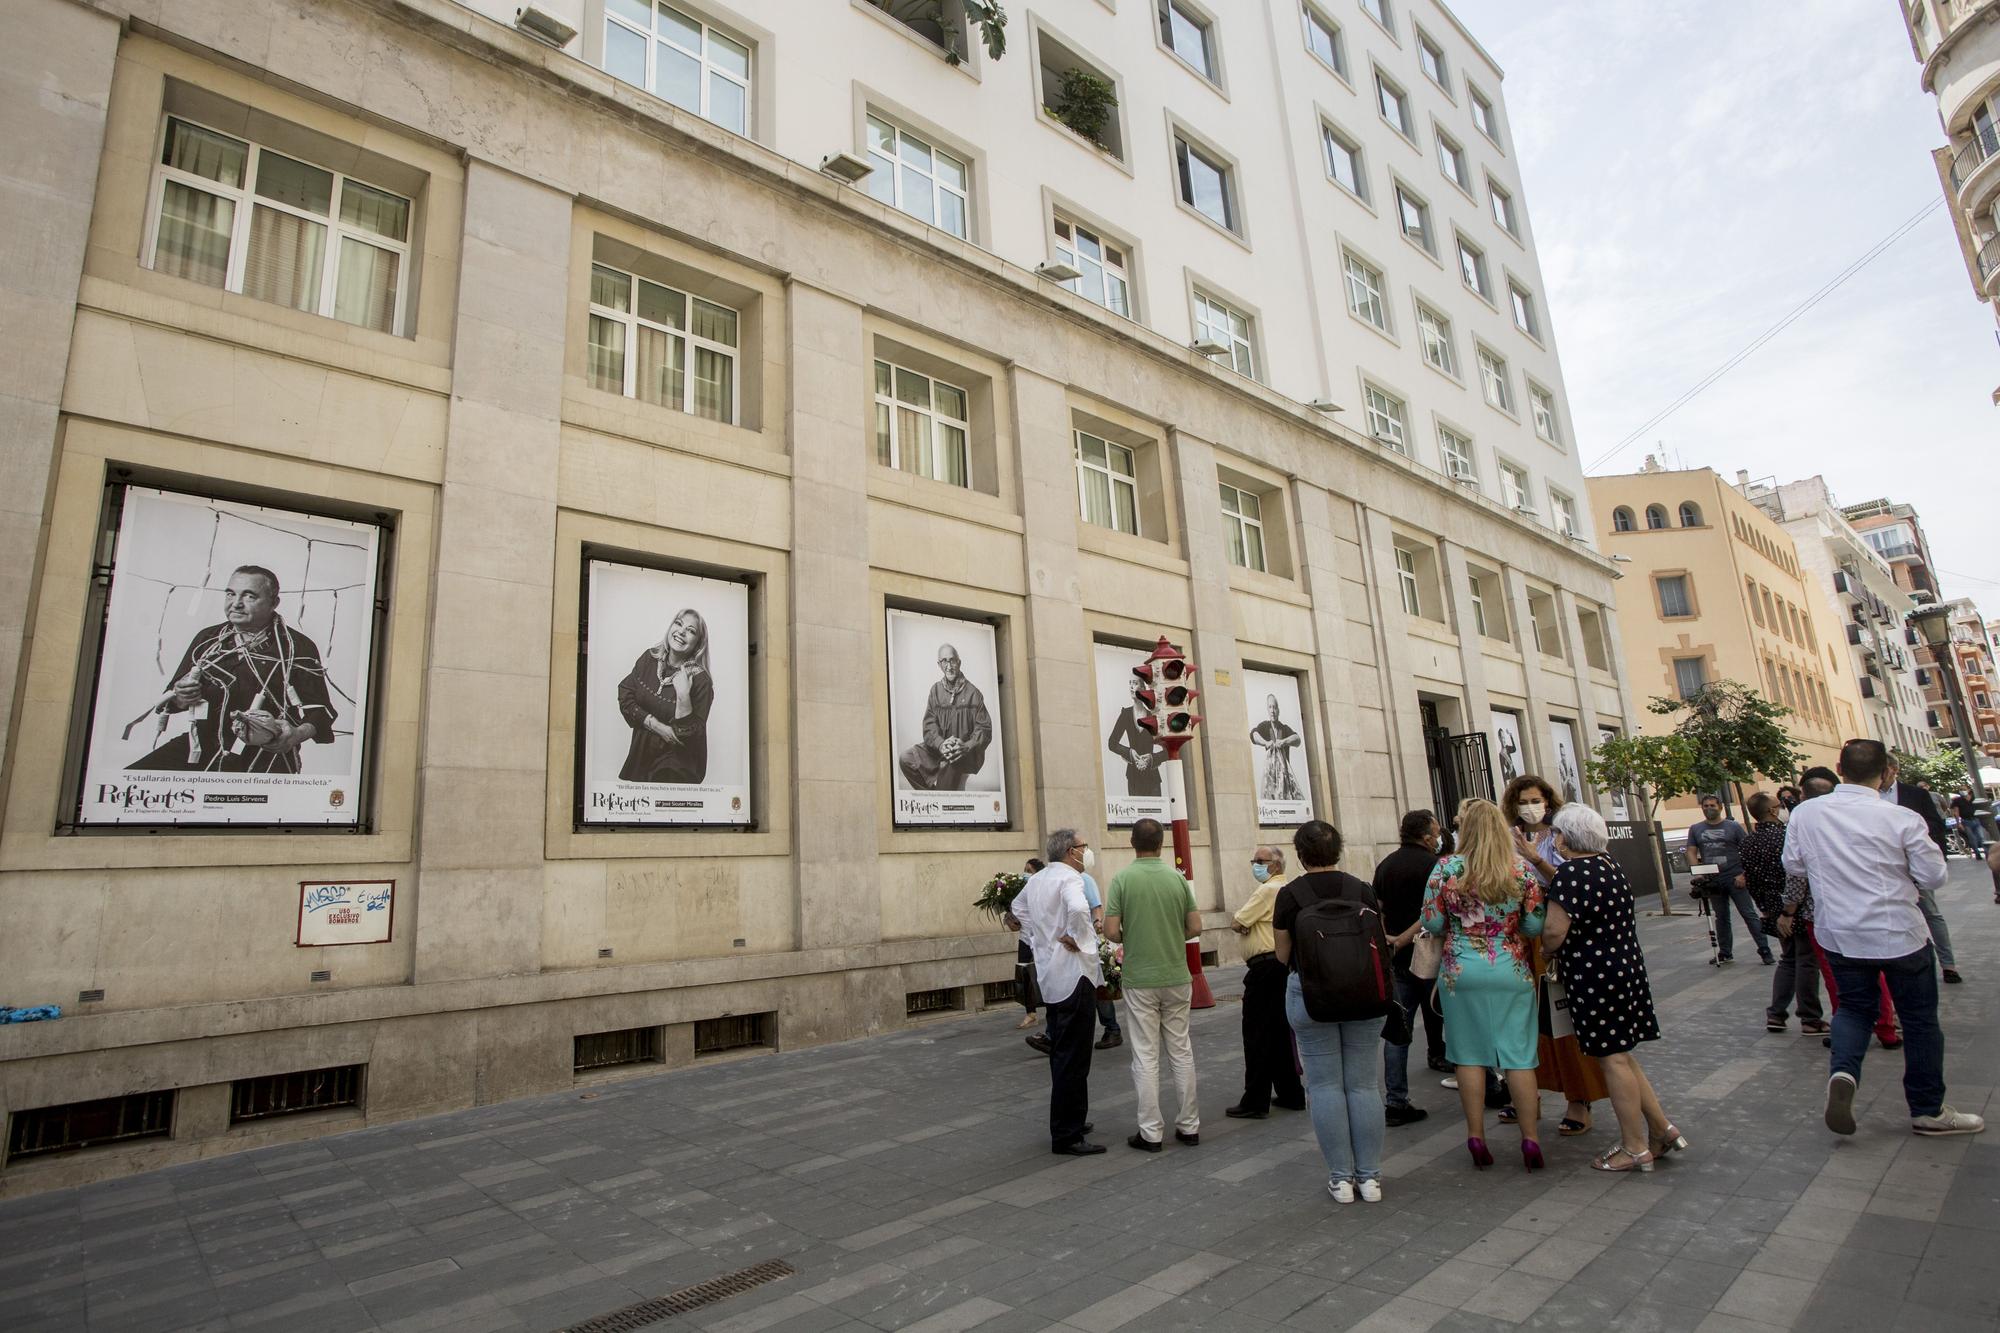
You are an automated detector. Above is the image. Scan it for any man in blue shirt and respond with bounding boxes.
[1687,794,1770,964]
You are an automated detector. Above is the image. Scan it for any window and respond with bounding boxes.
[1549,488,1576,536]
[1645,504,1668,530]
[1679,501,1703,527]
[1488,178,1519,236]
[1417,30,1448,90]
[1361,0,1392,32]
[1376,70,1413,139]
[1436,130,1469,190]
[588,263,740,423]
[1303,5,1345,75]
[1322,122,1366,199]
[1220,483,1267,572]
[1395,547,1422,616]
[1613,506,1635,532]
[1194,290,1255,377]
[863,115,968,238]
[1528,590,1563,657]
[1498,461,1530,512]
[874,359,970,487]
[1467,573,1490,636]
[1509,282,1541,339]
[1437,424,1475,480]
[1469,84,1499,142]
[1456,234,1491,299]
[604,0,750,136]
[1477,345,1513,412]
[1364,384,1408,452]
[1747,577,1764,626]
[1912,3,1934,59]
[1415,301,1457,376]
[1343,250,1389,331]
[1529,383,1560,446]
[1053,215,1131,318]
[1657,574,1693,619]
[1395,184,1434,253]
[1174,134,1237,231]
[1673,656,1708,700]
[1075,430,1140,534]
[146,117,412,335]
[1158,0,1217,81]
[1577,607,1610,671]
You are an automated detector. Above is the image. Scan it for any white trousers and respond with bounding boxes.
[1126,982,1199,1141]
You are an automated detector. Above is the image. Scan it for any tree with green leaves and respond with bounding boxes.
[1894,741,1968,792]
[871,1,1007,65]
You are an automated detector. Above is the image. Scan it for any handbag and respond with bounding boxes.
[1380,999,1413,1046]
[1409,931,1442,980]
[1538,972,1575,1041]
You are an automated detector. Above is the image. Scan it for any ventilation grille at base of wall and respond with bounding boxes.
[6,1091,175,1162]
[230,1065,364,1123]
[694,1013,774,1055]
[574,1027,663,1072]
[982,979,1020,1005]
[905,987,962,1016]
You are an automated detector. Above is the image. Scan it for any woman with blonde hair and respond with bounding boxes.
[1420,798,1547,1170]
[617,607,713,784]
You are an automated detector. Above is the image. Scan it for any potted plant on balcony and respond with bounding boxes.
[868,1,1008,66]
[1046,68,1118,152]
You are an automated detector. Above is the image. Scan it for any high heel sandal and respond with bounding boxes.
[1467,1137,1494,1169]
[1592,1146,1655,1173]
[1650,1123,1689,1157]
[1522,1140,1544,1171]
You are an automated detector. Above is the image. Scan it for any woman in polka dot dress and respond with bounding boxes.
[1540,803,1688,1173]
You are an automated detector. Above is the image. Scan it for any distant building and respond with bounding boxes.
[1842,496,1960,744]
[1942,598,2000,761]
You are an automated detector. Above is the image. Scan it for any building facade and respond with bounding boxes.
[1589,464,1864,824]
[1943,598,2000,759]
[1907,0,2000,396]
[1738,474,1933,756]
[0,0,1631,1188]
[1841,496,1967,746]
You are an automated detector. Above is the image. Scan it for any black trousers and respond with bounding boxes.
[1046,977,1098,1148]
[1239,955,1304,1112]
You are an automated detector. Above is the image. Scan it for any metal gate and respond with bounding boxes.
[1425,728,1495,818]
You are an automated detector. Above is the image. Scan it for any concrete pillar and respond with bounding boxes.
[1292,485,1383,850]
[413,160,571,982]
[1500,564,1553,779]
[1360,508,1430,814]
[1440,539,1495,745]
[1553,587,1598,802]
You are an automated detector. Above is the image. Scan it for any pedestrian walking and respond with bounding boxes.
[1227,844,1305,1119]
[1103,818,1203,1153]
[1373,809,1443,1128]
[1785,769,1901,1050]
[1782,740,1983,1138]
[1949,789,1987,856]
[1275,820,1392,1203]
[1882,758,1963,984]
[1740,792,1824,1034]
[1686,793,1771,964]
[1014,830,1107,1156]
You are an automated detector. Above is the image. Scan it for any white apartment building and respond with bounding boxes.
[1739,474,1933,755]
[1907,0,2000,393]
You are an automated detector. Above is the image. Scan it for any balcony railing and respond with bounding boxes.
[1978,233,2000,290]
[1950,125,2000,191]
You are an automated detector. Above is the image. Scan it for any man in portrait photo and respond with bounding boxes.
[129,565,336,774]
[898,643,993,791]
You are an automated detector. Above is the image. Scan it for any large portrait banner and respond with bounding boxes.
[1491,709,1525,788]
[1549,719,1584,805]
[888,608,1007,826]
[1596,726,1631,821]
[1244,669,1315,826]
[76,486,382,827]
[1095,642,1169,827]
[581,559,751,826]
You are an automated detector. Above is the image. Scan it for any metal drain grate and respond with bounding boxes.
[561,1260,795,1332]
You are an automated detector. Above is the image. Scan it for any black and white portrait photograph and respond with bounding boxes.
[1243,669,1314,826]
[1094,642,1168,826]
[1492,709,1525,787]
[581,560,751,826]
[1596,726,1630,821]
[887,608,1007,826]
[1549,719,1583,804]
[76,486,381,826]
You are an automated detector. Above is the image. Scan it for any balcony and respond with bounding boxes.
[1979,233,2000,298]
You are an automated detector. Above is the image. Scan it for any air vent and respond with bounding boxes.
[77,989,104,1004]
[694,1012,774,1056]
[905,987,962,1016]
[597,947,614,959]
[7,1091,174,1161]
[1200,950,1220,968]
[574,1026,663,1072]
[230,1065,363,1123]
[982,979,1020,1005]
[309,970,332,983]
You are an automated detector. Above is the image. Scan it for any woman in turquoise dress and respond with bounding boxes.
[1421,797,1547,1171]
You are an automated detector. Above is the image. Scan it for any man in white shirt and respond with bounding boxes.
[1783,740,1983,1138]
[1015,828,1107,1156]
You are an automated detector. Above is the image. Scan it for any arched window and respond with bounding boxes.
[1679,501,1703,527]
[1613,506,1635,532]
[1645,504,1668,530]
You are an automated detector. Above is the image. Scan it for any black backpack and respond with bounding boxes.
[1291,872,1393,1023]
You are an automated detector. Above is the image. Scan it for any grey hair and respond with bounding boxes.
[1044,828,1081,864]
[1551,803,1609,855]
[1260,845,1287,870]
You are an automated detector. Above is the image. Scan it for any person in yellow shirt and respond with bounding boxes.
[1227,845,1306,1117]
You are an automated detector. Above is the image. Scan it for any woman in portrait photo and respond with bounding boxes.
[618,607,713,784]
[1251,695,1304,803]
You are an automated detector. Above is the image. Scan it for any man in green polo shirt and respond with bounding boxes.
[1105,818,1204,1152]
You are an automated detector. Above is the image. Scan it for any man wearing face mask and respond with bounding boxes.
[1227,845,1306,1119]
[1015,829,1106,1155]
[1687,794,1770,964]
[1374,810,1446,1126]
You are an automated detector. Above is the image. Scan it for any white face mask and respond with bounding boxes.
[1079,847,1097,876]
[1518,802,1546,824]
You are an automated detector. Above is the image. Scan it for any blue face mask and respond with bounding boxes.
[1251,863,1272,883]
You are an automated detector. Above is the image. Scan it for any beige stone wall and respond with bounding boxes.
[0,0,1629,1191]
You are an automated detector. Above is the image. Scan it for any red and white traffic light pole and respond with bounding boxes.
[1133,636,1213,1009]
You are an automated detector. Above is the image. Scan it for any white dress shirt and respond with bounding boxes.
[1015,863,1103,1002]
[1782,783,1947,960]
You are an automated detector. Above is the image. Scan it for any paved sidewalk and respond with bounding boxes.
[2,860,1994,1333]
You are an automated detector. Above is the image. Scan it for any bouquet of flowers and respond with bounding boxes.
[1097,938,1124,999]
[974,871,1028,921]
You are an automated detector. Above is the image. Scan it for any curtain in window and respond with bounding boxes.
[874,402,893,467]
[1112,480,1138,534]
[637,326,684,408]
[896,405,931,479]
[692,347,732,422]
[587,314,627,393]
[155,183,235,289]
[1224,521,1247,569]
[333,238,399,333]
[1243,522,1265,571]
[1080,467,1114,529]
[936,421,968,487]
[242,206,326,314]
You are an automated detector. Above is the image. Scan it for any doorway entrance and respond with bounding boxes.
[1420,697,1494,821]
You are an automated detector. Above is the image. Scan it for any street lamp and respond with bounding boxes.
[1907,604,1998,840]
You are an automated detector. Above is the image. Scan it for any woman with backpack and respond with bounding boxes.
[1420,798,1548,1170]
[1273,820,1394,1204]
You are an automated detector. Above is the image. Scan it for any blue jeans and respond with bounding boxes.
[1914,890,1955,969]
[1285,975,1385,1183]
[1710,882,1770,959]
[1382,968,1432,1109]
[1825,945,1944,1119]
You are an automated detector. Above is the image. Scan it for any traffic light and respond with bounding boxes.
[1133,637,1202,744]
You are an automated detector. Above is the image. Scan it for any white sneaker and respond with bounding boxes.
[1825,1072,1857,1136]
[1358,1178,1383,1203]
[1328,1179,1356,1204]
[1912,1107,1986,1136]
[1440,1076,1459,1089]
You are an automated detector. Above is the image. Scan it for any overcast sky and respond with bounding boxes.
[1448,0,2000,617]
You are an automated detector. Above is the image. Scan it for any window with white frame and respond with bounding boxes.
[1457,234,1491,299]
[603,0,750,136]
[1075,430,1140,534]
[1469,84,1499,142]
[1509,281,1542,339]
[1417,30,1448,91]
[1436,129,1469,189]
[1193,290,1255,377]
[1488,177,1518,235]
[1438,424,1475,480]
[146,117,412,335]
[1174,134,1237,231]
[1364,384,1408,452]
[1467,571,1490,636]
[1053,214,1132,317]
[1477,344,1513,412]
[1322,121,1367,199]
[1395,184,1434,254]
[1498,460,1529,510]
[1376,70,1414,139]
[588,263,741,423]
[1344,250,1389,331]
[1158,0,1217,81]
[1416,301,1457,376]
[1219,483,1268,572]
[874,359,970,487]
[1360,0,1392,33]
[1529,382,1560,446]
[864,115,968,238]
[1303,4,1345,75]
[1394,546,1422,616]
[1550,488,1577,536]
